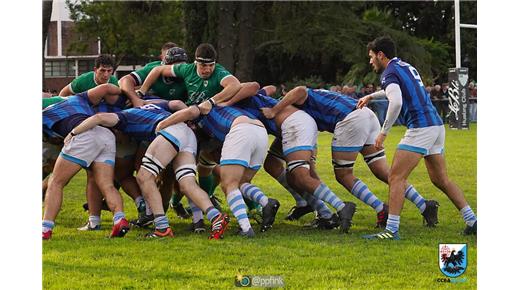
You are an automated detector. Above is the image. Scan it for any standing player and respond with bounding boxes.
[360,36,477,240]
[262,85,437,229]
[42,84,129,240]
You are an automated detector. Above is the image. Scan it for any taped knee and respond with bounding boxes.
[140,154,165,177]
[287,160,310,173]
[364,150,386,165]
[175,164,197,182]
[332,159,355,169]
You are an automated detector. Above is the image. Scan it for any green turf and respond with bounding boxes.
[43,124,477,289]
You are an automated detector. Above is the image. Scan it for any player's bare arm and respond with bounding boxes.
[155,105,200,132]
[138,65,173,95]
[211,75,242,104]
[64,113,119,145]
[357,90,386,109]
[86,83,122,105]
[262,85,308,119]
[58,84,74,97]
[219,82,260,107]
[119,75,145,108]
[261,85,277,96]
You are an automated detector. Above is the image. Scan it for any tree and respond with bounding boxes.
[66,0,185,68]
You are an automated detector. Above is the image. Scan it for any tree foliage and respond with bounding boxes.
[66,0,184,68]
[63,1,476,84]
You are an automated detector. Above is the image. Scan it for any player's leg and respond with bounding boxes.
[423,126,476,235]
[264,138,314,221]
[78,170,103,231]
[220,164,253,236]
[136,135,177,238]
[42,156,82,239]
[174,151,230,239]
[91,161,129,238]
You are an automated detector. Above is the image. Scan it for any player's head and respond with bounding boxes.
[93,54,115,84]
[194,43,217,79]
[160,42,178,63]
[367,36,396,73]
[164,47,188,65]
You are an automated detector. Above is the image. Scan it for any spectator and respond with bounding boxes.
[469,82,477,122]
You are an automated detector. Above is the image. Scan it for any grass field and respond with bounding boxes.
[42,124,477,289]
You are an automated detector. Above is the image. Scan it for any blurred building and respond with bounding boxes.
[43,1,142,92]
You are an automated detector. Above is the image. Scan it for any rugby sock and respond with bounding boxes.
[188,198,203,224]
[226,189,251,232]
[276,171,307,207]
[153,214,169,230]
[199,174,216,198]
[404,185,427,213]
[313,183,345,211]
[460,205,477,227]
[89,215,101,227]
[305,193,333,219]
[42,220,55,233]
[206,206,220,222]
[385,214,400,233]
[113,212,125,224]
[240,183,269,207]
[351,179,384,213]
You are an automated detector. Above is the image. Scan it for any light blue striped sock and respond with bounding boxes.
[153,214,169,230]
[277,171,307,207]
[404,185,426,213]
[305,193,333,219]
[313,183,345,211]
[188,198,203,223]
[385,214,400,233]
[240,183,268,207]
[206,206,220,222]
[42,220,55,233]
[460,205,477,227]
[113,211,125,224]
[226,189,251,232]
[351,179,384,212]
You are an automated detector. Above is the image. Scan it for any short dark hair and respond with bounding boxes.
[161,42,178,51]
[367,36,396,59]
[94,54,115,68]
[195,43,217,62]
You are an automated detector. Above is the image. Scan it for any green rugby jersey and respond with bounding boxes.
[70,71,119,94]
[172,63,232,105]
[131,61,187,101]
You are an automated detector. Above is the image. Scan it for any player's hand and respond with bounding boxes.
[374,133,386,150]
[357,96,371,109]
[261,107,275,119]
[132,98,145,108]
[155,121,167,133]
[198,100,212,115]
[64,132,74,146]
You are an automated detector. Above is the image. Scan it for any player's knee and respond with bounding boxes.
[136,169,153,186]
[139,154,165,179]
